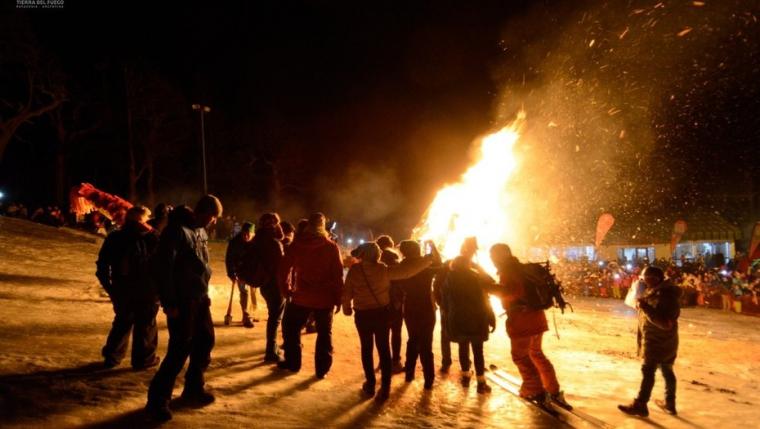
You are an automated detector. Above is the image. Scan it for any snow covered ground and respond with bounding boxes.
[1,216,759,428]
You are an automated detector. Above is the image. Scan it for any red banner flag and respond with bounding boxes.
[670,220,688,254]
[750,221,760,261]
[595,213,615,248]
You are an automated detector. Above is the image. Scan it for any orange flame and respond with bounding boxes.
[413,111,526,275]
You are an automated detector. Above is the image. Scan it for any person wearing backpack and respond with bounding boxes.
[489,243,572,410]
[248,213,286,362]
[342,241,433,400]
[96,205,160,370]
[225,221,255,328]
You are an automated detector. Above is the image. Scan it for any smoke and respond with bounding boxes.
[489,0,760,244]
[317,163,401,228]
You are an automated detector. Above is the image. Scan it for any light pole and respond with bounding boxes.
[192,104,211,195]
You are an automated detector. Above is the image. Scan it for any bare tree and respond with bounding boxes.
[0,41,67,161]
[123,63,190,204]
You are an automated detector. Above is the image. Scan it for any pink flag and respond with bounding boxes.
[595,213,615,247]
[670,220,688,254]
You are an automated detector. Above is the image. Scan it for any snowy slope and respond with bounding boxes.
[1,216,758,428]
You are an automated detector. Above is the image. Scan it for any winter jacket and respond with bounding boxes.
[95,221,158,301]
[441,263,494,343]
[496,258,548,339]
[397,260,440,330]
[246,228,284,288]
[224,233,247,279]
[343,257,431,311]
[278,233,344,309]
[153,215,212,309]
[637,280,681,364]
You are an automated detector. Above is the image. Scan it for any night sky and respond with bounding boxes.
[1,0,759,237]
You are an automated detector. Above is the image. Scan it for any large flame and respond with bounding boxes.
[413,111,526,275]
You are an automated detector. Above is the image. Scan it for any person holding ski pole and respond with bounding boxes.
[489,243,572,411]
[225,221,255,327]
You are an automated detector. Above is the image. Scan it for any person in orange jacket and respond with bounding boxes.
[489,243,572,411]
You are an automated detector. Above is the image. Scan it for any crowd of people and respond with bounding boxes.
[551,258,760,314]
[94,195,574,422]
[0,201,68,227]
[6,194,721,421]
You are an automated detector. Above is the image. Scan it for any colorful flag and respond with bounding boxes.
[595,213,615,248]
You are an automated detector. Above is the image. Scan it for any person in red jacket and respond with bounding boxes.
[489,243,571,411]
[277,212,344,378]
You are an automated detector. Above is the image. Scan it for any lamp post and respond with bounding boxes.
[192,104,211,195]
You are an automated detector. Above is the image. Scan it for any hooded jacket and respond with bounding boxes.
[397,260,440,329]
[637,280,681,364]
[278,233,344,309]
[440,259,494,343]
[153,207,212,308]
[96,220,158,300]
[247,227,284,288]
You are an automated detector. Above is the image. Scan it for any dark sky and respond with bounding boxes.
[1,0,759,237]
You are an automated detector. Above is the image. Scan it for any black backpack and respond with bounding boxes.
[519,262,571,313]
[116,232,151,284]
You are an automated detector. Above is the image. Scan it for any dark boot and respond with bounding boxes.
[618,400,649,417]
[375,386,390,402]
[460,370,472,387]
[181,388,215,407]
[361,381,375,397]
[476,376,491,394]
[550,391,573,411]
[145,400,172,422]
[654,399,677,415]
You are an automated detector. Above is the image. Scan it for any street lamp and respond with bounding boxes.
[192,104,211,195]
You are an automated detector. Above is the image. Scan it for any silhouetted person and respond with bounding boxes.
[145,195,223,422]
[377,235,405,374]
[225,221,255,327]
[249,213,285,361]
[619,265,681,417]
[397,240,441,389]
[96,205,160,369]
[441,254,494,394]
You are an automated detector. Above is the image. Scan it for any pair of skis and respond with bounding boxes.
[486,364,613,429]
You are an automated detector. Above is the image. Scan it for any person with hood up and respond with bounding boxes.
[277,213,344,378]
[619,265,681,417]
[145,195,223,422]
[96,205,160,370]
[342,241,433,400]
